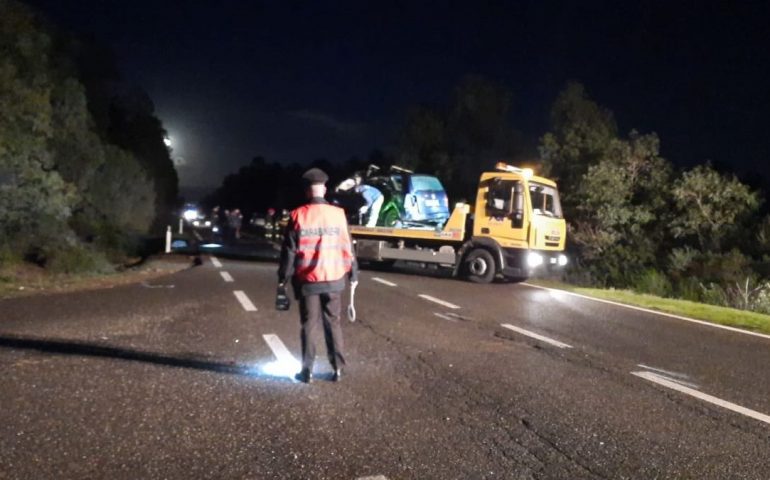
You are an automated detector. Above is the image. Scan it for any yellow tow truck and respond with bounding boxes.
[350,163,567,282]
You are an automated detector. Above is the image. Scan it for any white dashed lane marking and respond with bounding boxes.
[220,271,234,283]
[501,324,573,349]
[637,364,701,389]
[632,370,770,426]
[233,290,257,312]
[434,312,458,322]
[372,277,397,287]
[263,334,297,364]
[211,256,223,268]
[419,294,460,309]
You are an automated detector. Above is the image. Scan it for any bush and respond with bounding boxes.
[674,277,702,302]
[699,282,728,307]
[751,284,770,315]
[632,269,672,297]
[45,245,114,275]
[0,244,21,268]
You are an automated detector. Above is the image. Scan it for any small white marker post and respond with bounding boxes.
[165,226,172,253]
[178,218,184,234]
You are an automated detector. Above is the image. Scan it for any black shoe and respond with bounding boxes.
[294,369,312,384]
[332,368,342,382]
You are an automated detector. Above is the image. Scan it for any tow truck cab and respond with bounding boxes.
[472,164,567,280]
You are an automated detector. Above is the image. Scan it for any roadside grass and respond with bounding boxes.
[530,279,770,335]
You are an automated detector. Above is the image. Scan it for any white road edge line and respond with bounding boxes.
[372,277,397,287]
[262,334,297,364]
[233,290,257,312]
[522,283,770,342]
[220,271,234,283]
[211,256,223,268]
[632,370,770,426]
[434,312,457,322]
[419,294,460,309]
[501,323,573,349]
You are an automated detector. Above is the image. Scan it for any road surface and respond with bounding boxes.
[1,255,769,479]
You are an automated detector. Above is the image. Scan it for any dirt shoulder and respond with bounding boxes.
[0,254,196,300]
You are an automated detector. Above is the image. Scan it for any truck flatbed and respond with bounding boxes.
[349,203,470,242]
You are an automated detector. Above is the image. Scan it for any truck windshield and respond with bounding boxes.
[529,183,563,218]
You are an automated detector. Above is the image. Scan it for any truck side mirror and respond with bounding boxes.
[512,183,524,229]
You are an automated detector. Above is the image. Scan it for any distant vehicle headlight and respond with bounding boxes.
[193,220,200,227]
[558,254,568,266]
[183,209,198,221]
[527,252,544,268]
[204,220,211,227]
[212,226,219,233]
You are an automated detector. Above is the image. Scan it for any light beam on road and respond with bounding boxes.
[260,334,302,379]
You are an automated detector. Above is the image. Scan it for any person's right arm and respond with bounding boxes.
[278,217,297,285]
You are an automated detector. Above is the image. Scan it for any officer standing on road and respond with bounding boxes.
[278,168,358,384]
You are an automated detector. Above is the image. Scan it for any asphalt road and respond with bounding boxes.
[1,253,769,479]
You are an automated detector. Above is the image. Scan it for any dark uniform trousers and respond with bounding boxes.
[299,291,346,371]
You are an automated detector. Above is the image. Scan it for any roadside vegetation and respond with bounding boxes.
[539,84,770,320]
[0,1,178,278]
[532,279,770,335]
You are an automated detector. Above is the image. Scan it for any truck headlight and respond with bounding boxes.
[527,252,544,268]
[558,254,568,266]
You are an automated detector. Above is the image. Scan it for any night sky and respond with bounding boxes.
[30,1,770,193]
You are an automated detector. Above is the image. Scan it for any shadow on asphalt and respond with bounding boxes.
[0,335,273,379]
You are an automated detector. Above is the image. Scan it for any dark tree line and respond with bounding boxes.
[0,0,178,272]
[203,155,385,221]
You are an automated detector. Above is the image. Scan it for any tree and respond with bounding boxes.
[398,75,523,200]
[0,0,76,253]
[539,82,617,208]
[107,87,179,229]
[671,164,760,252]
[398,106,449,175]
[571,132,673,284]
[1,0,175,268]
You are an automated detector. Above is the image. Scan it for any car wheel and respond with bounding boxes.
[382,209,400,227]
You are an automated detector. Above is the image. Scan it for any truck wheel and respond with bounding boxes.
[464,249,496,283]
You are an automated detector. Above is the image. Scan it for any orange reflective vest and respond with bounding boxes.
[291,203,354,283]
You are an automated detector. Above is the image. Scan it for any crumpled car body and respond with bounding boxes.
[367,173,450,227]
